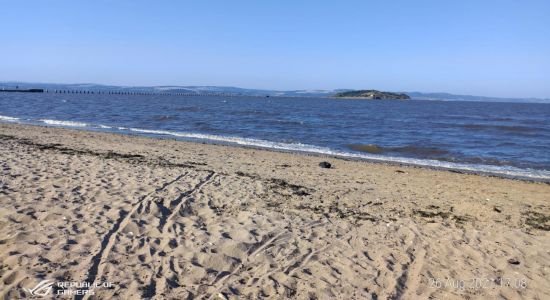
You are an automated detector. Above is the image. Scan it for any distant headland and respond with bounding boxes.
[1,82,548,103]
[333,90,410,100]
[0,87,44,93]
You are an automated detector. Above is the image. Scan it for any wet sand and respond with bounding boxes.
[0,123,549,299]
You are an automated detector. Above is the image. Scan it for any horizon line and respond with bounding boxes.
[0,80,549,101]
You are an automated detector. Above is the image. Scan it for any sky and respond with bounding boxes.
[1,0,549,98]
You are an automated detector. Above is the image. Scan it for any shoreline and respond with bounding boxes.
[1,122,549,299]
[1,121,548,183]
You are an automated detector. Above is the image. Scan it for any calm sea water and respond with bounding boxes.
[1,93,549,180]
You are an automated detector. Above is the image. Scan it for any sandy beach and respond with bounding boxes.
[0,123,548,299]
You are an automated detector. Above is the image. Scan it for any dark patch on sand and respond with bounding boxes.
[524,211,550,231]
[0,134,208,170]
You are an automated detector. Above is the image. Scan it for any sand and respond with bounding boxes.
[0,123,549,299]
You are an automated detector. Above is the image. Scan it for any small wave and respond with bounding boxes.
[389,145,450,156]
[348,144,383,154]
[497,125,543,133]
[151,115,178,121]
[229,110,268,116]
[127,128,337,154]
[0,115,20,122]
[348,143,527,169]
[124,127,550,180]
[492,117,516,121]
[40,119,88,127]
[99,124,112,129]
[460,124,539,134]
[271,119,305,126]
[192,121,220,132]
[443,115,517,122]
[348,144,450,156]
[444,157,520,168]
[175,106,201,112]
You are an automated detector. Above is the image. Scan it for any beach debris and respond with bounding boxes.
[508,258,520,265]
[395,170,405,173]
[493,206,502,213]
[269,178,313,196]
[523,211,550,231]
[319,161,332,169]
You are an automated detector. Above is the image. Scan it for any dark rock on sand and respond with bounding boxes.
[319,162,332,169]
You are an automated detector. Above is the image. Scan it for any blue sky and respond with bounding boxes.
[1,0,549,98]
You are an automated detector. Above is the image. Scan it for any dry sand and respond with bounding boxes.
[0,123,549,299]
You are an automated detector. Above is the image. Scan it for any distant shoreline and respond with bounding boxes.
[0,88,44,93]
[1,81,548,103]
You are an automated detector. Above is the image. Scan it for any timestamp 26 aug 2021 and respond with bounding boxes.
[429,277,528,291]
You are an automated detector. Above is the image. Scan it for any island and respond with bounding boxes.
[333,90,410,100]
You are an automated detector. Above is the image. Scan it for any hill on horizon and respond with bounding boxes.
[1,81,548,103]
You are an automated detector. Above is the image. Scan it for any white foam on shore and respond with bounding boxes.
[0,115,20,122]
[126,127,550,181]
[40,119,89,127]
[3,115,549,181]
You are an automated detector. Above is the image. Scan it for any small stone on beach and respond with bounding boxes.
[319,161,332,169]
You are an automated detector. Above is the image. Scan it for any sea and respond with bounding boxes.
[1,93,549,181]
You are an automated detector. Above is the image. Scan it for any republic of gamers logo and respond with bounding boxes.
[23,280,54,297]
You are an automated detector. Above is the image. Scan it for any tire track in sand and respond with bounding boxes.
[75,172,190,300]
[141,171,217,299]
